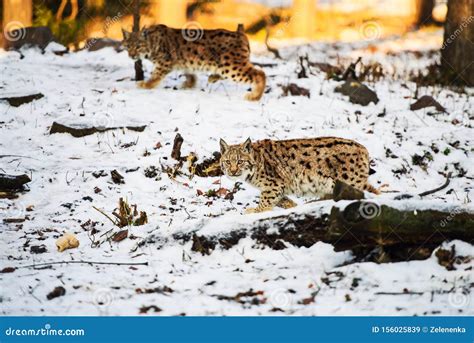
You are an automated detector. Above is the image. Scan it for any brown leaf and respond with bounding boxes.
[154,142,162,150]
[112,229,128,242]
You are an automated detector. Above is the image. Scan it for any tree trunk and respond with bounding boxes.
[133,0,144,81]
[291,0,316,39]
[441,0,474,86]
[415,0,435,27]
[2,0,32,33]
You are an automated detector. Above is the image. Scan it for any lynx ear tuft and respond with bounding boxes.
[242,137,252,152]
[220,139,229,153]
[121,28,131,40]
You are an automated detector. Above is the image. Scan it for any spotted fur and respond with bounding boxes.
[122,24,266,101]
[219,137,379,213]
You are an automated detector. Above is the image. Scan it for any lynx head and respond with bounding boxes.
[220,138,256,181]
[121,28,150,59]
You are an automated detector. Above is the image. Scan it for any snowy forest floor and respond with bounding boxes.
[0,29,473,315]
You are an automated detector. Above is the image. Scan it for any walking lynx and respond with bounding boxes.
[219,137,378,213]
[122,24,266,101]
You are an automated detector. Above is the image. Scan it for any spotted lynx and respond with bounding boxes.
[122,24,266,101]
[219,137,379,213]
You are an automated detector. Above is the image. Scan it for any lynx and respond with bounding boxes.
[122,24,266,101]
[219,137,378,213]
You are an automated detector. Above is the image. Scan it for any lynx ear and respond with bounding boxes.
[242,137,252,152]
[121,28,131,40]
[220,139,229,153]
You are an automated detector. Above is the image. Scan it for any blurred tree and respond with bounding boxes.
[86,0,104,10]
[148,0,187,27]
[133,0,144,81]
[415,0,435,27]
[291,0,316,39]
[441,0,474,86]
[3,0,32,29]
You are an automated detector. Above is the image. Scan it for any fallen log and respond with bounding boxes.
[50,122,146,138]
[0,93,44,107]
[0,173,31,191]
[174,201,474,262]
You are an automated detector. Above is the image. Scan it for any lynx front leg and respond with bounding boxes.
[138,65,171,89]
[245,188,284,214]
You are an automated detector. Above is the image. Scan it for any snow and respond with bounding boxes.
[0,29,473,316]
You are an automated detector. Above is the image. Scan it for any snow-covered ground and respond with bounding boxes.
[0,29,473,315]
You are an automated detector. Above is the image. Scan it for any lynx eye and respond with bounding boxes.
[224,160,231,165]
[237,160,244,165]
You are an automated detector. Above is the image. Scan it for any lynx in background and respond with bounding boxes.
[220,137,379,213]
[122,24,266,101]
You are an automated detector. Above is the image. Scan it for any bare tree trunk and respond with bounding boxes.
[290,0,316,39]
[2,0,32,29]
[133,0,144,81]
[441,0,474,86]
[415,0,435,27]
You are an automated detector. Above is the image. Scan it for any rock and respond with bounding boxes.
[49,122,146,138]
[3,26,54,52]
[335,80,379,106]
[0,93,44,107]
[410,95,446,112]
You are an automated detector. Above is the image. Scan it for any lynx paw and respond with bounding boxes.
[138,81,155,89]
[245,206,272,214]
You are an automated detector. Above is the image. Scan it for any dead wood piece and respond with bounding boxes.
[47,286,66,300]
[0,173,31,191]
[410,95,446,113]
[341,57,362,81]
[171,133,184,161]
[50,122,146,138]
[0,93,44,107]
